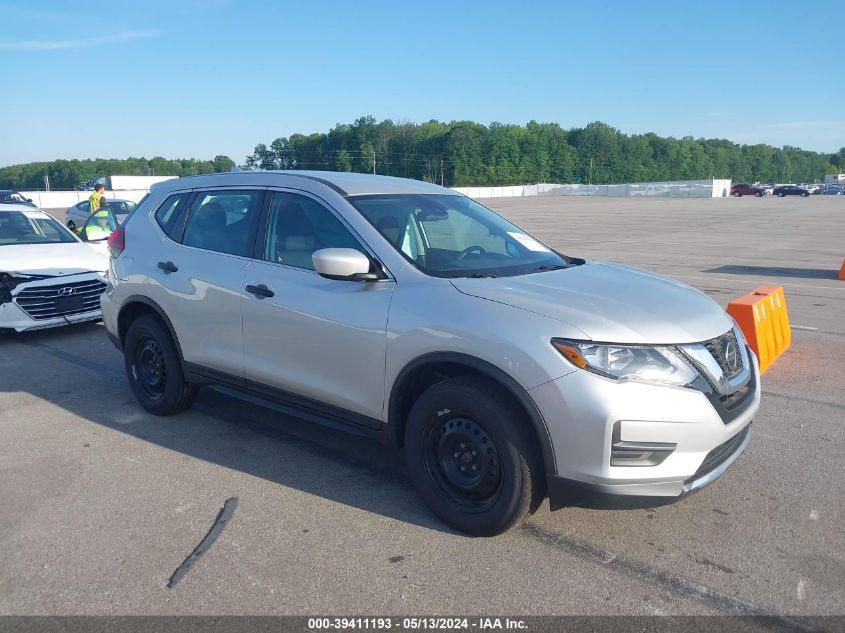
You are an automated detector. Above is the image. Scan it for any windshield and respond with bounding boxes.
[351,194,573,278]
[0,211,79,246]
[0,192,28,204]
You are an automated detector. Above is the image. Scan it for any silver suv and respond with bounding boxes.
[102,171,760,536]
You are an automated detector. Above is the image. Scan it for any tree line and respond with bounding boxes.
[244,118,843,186]
[2,118,843,190]
[0,156,235,190]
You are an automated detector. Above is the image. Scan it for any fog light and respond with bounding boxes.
[611,422,676,467]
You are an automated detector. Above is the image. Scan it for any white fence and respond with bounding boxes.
[453,179,732,199]
[19,189,150,209]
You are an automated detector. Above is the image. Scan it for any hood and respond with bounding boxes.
[450,261,732,345]
[0,242,108,276]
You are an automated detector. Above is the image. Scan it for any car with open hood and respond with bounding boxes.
[101,172,760,536]
[0,205,108,332]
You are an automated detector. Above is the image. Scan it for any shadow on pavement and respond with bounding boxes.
[703,265,839,280]
[0,322,454,534]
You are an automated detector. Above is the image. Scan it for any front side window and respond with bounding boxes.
[351,194,572,278]
[0,211,78,245]
[264,192,365,270]
[181,190,261,257]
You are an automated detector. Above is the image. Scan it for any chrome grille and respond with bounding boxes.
[702,329,743,379]
[14,279,106,320]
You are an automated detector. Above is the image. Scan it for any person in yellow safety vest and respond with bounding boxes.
[89,183,106,214]
[83,210,113,241]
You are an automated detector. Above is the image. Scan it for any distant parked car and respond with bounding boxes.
[0,190,37,207]
[75,177,108,191]
[773,186,810,197]
[813,185,844,195]
[65,198,137,231]
[730,184,766,197]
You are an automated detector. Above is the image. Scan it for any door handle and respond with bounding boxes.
[246,283,275,298]
[158,261,178,273]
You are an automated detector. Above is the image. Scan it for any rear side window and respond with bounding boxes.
[181,190,262,257]
[155,193,187,237]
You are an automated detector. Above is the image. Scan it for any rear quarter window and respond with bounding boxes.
[154,193,188,237]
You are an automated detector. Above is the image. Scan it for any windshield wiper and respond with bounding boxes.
[467,272,497,278]
[534,264,569,273]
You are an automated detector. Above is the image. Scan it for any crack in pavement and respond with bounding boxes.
[520,523,820,631]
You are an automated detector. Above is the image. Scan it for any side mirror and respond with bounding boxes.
[312,248,381,281]
[26,198,33,203]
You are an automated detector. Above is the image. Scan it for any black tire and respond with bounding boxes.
[755,192,763,197]
[733,192,741,197]
[124,314,196,415]
[802,192,809,197]
[67,220,76,230]
[778,193,785,197]
[404,376,544,536]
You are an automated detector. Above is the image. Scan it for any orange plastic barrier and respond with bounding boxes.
[839,259,845,280]
[726,285,791,373]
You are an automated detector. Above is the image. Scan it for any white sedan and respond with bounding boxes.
[0,205,109,332]
[65,198,137,231]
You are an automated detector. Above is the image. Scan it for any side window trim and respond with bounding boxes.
[258,188,393,278]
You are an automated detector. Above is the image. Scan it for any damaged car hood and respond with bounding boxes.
[0,243,108,276]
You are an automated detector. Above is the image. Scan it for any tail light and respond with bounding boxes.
[107,226,126,257]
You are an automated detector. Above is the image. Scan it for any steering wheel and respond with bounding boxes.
[456,245,487,261]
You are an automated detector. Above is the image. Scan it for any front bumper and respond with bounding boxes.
[531,350,760,506]
[0,273,105,332]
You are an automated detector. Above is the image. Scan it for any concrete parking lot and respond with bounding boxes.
[2,196,843,617]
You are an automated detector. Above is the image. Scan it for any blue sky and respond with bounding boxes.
[0,0,842,167]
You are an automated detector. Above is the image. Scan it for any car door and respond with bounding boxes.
[242,190,395,425]
[152,188,265,382]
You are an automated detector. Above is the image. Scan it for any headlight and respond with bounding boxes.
[551,339,698,387]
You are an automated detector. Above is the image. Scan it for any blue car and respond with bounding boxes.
[813,185,844,195]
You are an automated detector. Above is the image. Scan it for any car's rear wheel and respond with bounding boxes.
[778,193,785,197]
[802,192,809,197]
[755,192,763,197]
[733,192,741,197]
[124,315,196,415]
[404,376,543,536]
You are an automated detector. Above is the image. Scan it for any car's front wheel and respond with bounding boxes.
[124,315,196,415]
[755,192,763,197]
[778,193,785,197]
[733,192,742,197]
[404,376,544,536]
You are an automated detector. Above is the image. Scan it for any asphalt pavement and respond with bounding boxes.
[2,195,843,617]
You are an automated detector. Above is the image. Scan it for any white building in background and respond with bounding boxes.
[824,174,845,184]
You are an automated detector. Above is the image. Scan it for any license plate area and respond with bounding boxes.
[55,295,85,313]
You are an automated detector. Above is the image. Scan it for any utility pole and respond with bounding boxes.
[372,151,376,175]
[588,158,593,185]
[44,174,50,191]
[440,157,444,187]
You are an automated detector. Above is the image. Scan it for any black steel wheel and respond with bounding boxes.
[135,336,167,400]
[404,375,544,536]
[124,314,196,415]
[424,415,503,512]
